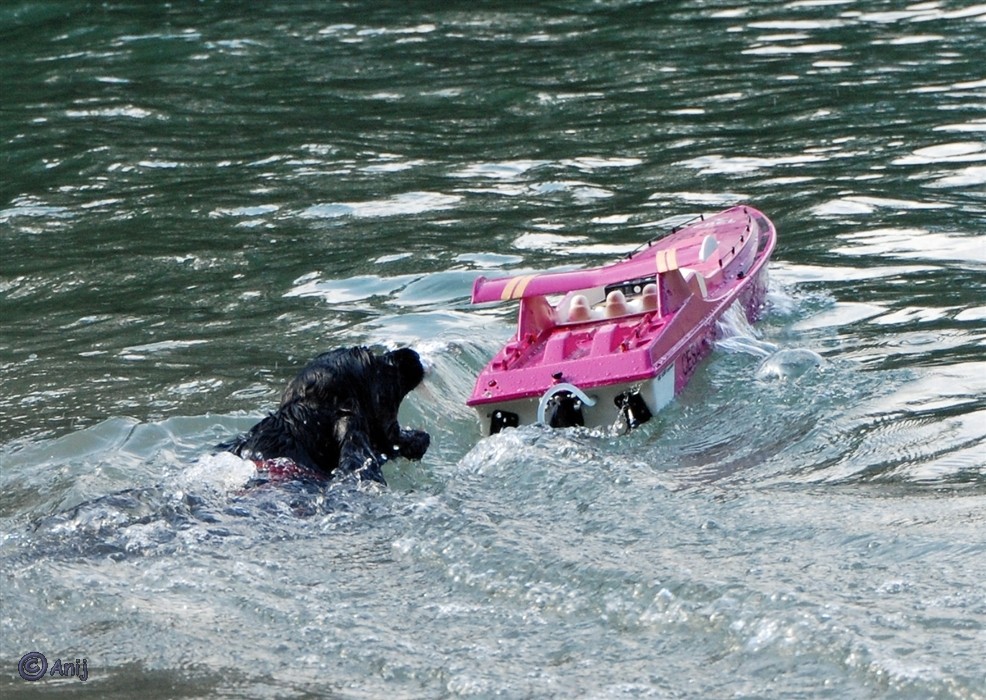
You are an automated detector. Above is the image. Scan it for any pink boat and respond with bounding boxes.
[468,205,777,434]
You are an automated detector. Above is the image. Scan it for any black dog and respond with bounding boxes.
[219,346,430,484]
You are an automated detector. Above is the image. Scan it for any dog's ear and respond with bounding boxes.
[384,347,425,396]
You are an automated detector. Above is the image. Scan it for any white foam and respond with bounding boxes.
[180,452,256,491]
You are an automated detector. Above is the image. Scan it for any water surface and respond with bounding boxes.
[2,1,985,697]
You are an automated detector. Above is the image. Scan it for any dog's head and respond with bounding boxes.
[383,347,426,397]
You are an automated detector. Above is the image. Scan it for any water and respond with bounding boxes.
[2,1,984,697]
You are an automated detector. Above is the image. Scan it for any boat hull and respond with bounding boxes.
[468,205,776,434]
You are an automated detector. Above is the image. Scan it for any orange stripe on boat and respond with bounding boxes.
[500,275,535,300]
[500,276,520,300]
[656,248,679,273]
[511,275,535,298]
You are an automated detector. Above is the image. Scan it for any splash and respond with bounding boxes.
[715,302,778,358]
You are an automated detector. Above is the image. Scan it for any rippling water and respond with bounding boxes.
[2,1,985,697]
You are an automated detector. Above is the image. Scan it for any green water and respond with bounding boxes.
[2,2,985,698]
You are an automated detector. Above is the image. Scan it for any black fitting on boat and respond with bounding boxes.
[545,393,585,429]
[605,275,657,299]
[490,410,519,434]
[615,391,653,432]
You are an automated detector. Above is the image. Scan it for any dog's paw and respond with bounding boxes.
[398,429,430,460]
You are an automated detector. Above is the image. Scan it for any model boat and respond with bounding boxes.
[467,205,777,434]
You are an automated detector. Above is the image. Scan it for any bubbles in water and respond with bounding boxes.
[755,348,824,381]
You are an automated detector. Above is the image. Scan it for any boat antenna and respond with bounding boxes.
[624,212,704,260]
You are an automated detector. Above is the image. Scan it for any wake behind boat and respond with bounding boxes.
[468,205,777,434]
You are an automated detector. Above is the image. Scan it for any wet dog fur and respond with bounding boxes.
[219,346,429,484]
